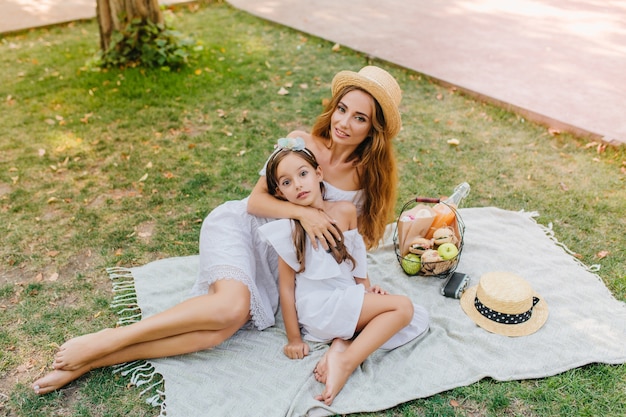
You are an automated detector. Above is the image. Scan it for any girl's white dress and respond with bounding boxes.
[258,219,429,349]
[190,180,366,331]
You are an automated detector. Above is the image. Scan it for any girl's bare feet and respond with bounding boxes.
[313,338,350,383]
[314,349,355,406]
[32,365,91,395]
[53,328,117,371]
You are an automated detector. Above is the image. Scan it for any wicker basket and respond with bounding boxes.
[393,197,465,279]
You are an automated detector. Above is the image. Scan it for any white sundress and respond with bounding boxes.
[258,219,430,349]
[190,181,365,331]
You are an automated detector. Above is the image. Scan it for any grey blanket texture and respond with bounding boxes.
[111,207,626,417]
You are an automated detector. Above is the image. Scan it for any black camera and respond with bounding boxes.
[441,272,470,298]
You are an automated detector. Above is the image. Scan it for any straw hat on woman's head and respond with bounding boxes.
[331,66,402,138]
[460,271,548,337]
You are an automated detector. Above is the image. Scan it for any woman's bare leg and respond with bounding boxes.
[52,279,251,371]
[33,322,246,395]
[316,294,413,405]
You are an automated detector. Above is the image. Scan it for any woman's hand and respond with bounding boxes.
[283,340,310,359]
[298,206,341,251]
[368,285,388,295]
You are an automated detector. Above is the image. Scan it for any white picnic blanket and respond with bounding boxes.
[109,207,626,416]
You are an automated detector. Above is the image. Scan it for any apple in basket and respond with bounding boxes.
[401,253,422,275]
[437,242,459,260]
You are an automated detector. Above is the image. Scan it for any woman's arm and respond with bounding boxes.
[278,257,310,359]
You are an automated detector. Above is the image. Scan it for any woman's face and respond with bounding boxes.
[330,89,374,147]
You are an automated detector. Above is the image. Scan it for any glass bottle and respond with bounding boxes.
[425,182,470,238]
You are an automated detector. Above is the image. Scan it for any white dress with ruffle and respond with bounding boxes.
[258,219,429,349]
[190,180,365,331]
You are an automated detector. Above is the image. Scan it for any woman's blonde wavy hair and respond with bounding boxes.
[311,85,398,250]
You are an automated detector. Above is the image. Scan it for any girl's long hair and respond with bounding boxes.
[266,148,355,273]
[311,85,398,250]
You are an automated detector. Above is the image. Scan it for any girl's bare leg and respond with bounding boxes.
[52,279,251,371]
[313,338,350,383]
[316,294,413,405]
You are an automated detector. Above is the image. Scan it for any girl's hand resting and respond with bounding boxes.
[368,285,388,295]
[284,340,310,359]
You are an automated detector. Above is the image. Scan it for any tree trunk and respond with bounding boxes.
[96,0,164,52]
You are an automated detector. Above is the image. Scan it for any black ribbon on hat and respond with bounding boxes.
[474,296,540,325]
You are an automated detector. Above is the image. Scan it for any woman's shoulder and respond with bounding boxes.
[287,130,311,141]
[288,131,324,151]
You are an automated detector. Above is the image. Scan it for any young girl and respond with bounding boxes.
[259,138,429,406]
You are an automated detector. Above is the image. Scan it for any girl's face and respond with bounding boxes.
[274,153,323,206]
[330,89,374,146]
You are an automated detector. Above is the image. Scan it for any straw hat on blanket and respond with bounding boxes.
[461,271,548,337]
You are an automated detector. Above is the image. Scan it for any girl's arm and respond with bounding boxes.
[278,257,310,359]
[248,175,340,250]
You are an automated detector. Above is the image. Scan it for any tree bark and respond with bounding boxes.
[96,0,164,52]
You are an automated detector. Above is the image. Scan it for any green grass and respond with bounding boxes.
[1,1,625,416]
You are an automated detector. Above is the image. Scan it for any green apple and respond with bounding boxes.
[401,253,422,275]
[437,242,459,260]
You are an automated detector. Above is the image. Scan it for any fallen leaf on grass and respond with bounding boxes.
[596,250,609,259]
[277,87,289,96]
[331,43,341,52]
[450,399,459,407]
[16,359,36,374]
[48,272,59,282]
[238,110,249,123]
[80,112,93,123]
[447,138,460,146]
[559,182,569,191]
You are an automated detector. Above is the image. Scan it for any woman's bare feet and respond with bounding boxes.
[313,338,350,383]
[32,365,91,395]
[314,349,355,406]
[53,328,117,371]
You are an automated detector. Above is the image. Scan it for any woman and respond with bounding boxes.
[32,66,402,394]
